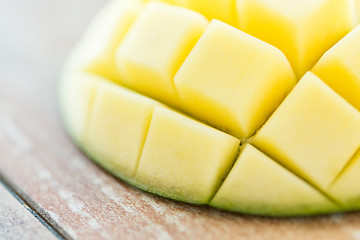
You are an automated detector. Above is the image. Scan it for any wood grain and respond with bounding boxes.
[0,183,57,240]
[1,0,360,239]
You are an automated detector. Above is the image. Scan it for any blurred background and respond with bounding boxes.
[0,0,103,115]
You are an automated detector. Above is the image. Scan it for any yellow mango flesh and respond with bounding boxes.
[59,72,100,143]
[328,149,360,209]
[211,144,337,216]
[253,72,360,190]
[312,25,360,110]
[135,107,240,203]
[116,2,208,106]
[84,82,161,178]
[145,0,237,26]
[59,0,360,216]
[175,20,296,139]
[237,0,357,77]
[176,0,237,26]
[64,0,143,81]
[356,0,360,21]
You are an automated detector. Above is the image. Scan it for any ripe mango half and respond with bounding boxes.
[59,0,360,216]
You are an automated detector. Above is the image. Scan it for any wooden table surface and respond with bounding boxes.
[2,0,360,239]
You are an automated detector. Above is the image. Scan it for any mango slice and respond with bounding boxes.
[59,0,360,216]
[135,107,240,203]
[84,82,162,179]
[211,144,338,216]
[175,20,296,139]
[253,72,360,190]
[236,0,357,77]
[116,2,208,106]
[312,25,360,110]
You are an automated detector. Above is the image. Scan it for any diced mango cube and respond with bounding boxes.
[135,107,240,204]
[175,20,296,140]
[312,25,360,110]
[59,72,101,142]
[176,0,237,26]
[236,0,357,77]
[116,2,208,106]
[84,82,161,178]
[253,72,360,190]
[65,0,143,81]
[211,144,337,216]
[143,0,178,4]
[328,149,360,209]
[356,0,360,22]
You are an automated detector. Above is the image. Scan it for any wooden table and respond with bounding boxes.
[2,0,360,239]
